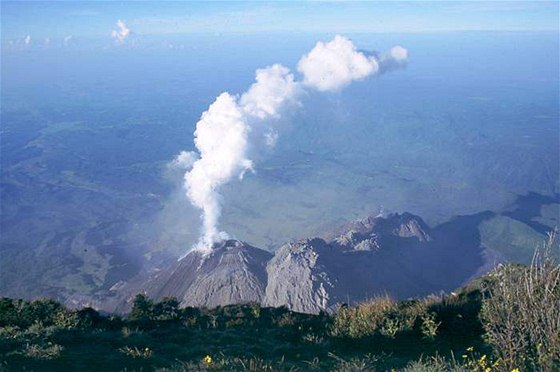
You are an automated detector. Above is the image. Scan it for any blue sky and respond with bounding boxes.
[1,1,558,41]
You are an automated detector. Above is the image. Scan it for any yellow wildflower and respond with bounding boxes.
[510,369,520,372]
[466,346,474,352]
[203,355,212,365]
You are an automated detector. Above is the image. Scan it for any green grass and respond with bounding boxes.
[0,282,490,371]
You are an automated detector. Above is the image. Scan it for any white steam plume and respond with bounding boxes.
[171,151,198,170]
[24,35,31,45]
[297,35,379,91]
[111,19,130,44]
[184,65,298,252]
[178,35,408,254]
[63,35,73,46]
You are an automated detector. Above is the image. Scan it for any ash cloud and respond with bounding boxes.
[176,35,408,255]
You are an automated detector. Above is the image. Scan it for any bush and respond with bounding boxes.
[420,312,441,340]
[129,294,154,321]
[21,299,63,327]
[75,307,103,328]
[480,230,560,371]
[0,299,19,326]
[402,354,467,372]
[0,298,64,328]
[129,295,181,322]
[330,296,397,338]
[330,296,431,339]
[23,343,64,360]
[53,310,80,329]
[119,345,153,359]
[0,325,22,340]
[153,297,180,320]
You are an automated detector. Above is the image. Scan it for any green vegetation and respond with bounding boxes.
[479,215,546,263]
[533,203,560,229]
[481,232,560,371]
[1,234,558,371]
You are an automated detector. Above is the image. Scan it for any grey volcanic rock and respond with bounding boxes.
[119,240,272,311]
[329,212,431,250]
[263,238,335,314]
[116,212,497,314]
[264,212,491,313]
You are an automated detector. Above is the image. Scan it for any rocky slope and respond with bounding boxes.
[115,240,271,312]
[116,212,502,314]
[264,212,496,313]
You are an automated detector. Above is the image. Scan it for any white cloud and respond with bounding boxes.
[389,46,408,62]
[63,35,73,46]
[24,35,31,45]
[111,19,130,44]
[377,45,409,74]
[297,35,379,92]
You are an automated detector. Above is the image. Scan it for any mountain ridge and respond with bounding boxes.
[113,212,502,314]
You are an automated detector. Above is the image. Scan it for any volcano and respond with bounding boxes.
[116,212,502,314]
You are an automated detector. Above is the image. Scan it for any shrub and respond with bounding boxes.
[23,343,64,360]
[0,326,22,340]
[275,312,298,328]
[22,299,63,327]
[53,310,80,329]
[129,294,154,321]
[380,317,400,338]
[75,307,102,328]
[402,354,467,372]
[121,326,143,338]
[420,312,441,340]
[153,297,180,320]
[330,296,397,338]
[249,302,261,319]
[158,355,292,371]
[0,298,64,328]
[119,345,153,358]
[328,352,386,371]
[0,299,18,326]
[480,230,560,371]
[402,348,501,372]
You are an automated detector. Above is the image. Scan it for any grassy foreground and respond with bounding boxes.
[0,234,558,371]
